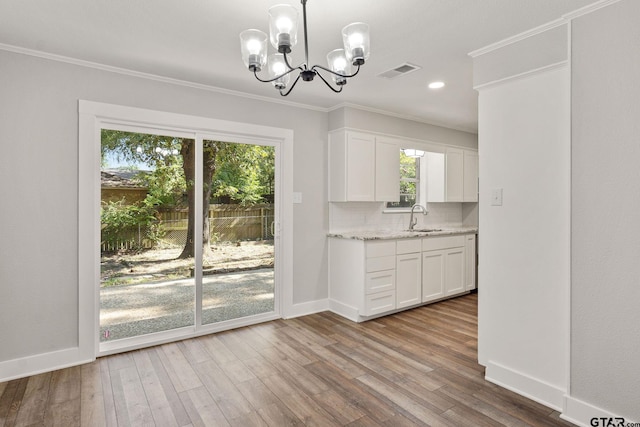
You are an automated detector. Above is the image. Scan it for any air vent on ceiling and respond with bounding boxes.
[377,62,422,79]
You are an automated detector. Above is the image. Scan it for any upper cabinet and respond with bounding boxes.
[427,148,478,203]
[463,150,479,202]
[329,130,399,202]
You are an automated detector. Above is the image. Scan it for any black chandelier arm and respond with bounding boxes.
[252,66,301,84]
[311,63,361,79]
[279,72,303,96]
[314,69,344,94]
[283,51,307,72]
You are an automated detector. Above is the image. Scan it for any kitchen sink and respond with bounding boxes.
[405,228,442,233]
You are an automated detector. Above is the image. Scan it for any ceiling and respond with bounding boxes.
[0,0,596,133]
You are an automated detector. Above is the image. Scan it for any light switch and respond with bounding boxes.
[491,188,503,206]
[292,192,303,204]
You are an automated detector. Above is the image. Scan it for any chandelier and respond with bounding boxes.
[239,0,370,96]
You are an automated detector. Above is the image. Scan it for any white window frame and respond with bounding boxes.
[78,100,294,358]
[384,152,428,213]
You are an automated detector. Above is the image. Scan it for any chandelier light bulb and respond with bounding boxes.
[269,4,299,53]
[269,54,290,89]
[240,29,267,72]
[240,0,369,96]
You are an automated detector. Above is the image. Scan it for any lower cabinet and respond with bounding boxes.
[329,233,476,322]
[422,249,445,302]
[396,252,422,309]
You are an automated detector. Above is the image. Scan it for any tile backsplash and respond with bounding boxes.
[329,202,471,233]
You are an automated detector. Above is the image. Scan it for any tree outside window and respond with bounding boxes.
[387,150,420,208]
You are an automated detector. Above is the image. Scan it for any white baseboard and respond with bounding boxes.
[328,299,360,322]
[283,298,329,319]
[562,395,634,427]
[0,347,93,383]
[485,361,566,412]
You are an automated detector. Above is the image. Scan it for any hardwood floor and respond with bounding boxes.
[0,293,574,426]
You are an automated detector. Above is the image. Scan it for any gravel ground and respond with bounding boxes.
[99,268,274,342]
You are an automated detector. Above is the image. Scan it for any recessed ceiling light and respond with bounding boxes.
[428,81,445,89]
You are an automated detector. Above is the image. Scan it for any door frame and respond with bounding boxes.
[79,100,294,358]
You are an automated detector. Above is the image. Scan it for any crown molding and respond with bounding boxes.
[1,42,477,134]
[468,0,623,59]
[328,102,478,135]
[468,18,566,58]
[0,42,328,114]
[473,61,568,91]
[562,0,622,20]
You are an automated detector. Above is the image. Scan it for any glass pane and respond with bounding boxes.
[388,150,419,208]
[100,130,194,342]
[400,151,418,179]
[202,141,276,325]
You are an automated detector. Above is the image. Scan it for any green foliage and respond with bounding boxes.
[388,150,419,208]
[101,129,275,208]
[212,143,275,205]
[100,198,164,250]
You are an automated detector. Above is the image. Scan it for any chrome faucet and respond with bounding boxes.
[408,204,428,230]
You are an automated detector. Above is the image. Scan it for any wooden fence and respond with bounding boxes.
[101,204,275,252]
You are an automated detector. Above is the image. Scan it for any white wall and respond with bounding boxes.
[570,0,640,420]
[477,65,570,410]
[328,202,464,233]
[474,1,640,422]
[0,49,328,367]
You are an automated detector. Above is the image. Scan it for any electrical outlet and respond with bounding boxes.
[292,192,303,204]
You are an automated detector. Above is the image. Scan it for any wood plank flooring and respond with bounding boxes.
[0,293,574,426]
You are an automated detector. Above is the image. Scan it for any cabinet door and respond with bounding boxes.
[364,290,396,316]
[444,247,465,296]
[375,138,400,202]
[465,234,476,290]
[346,132,376,201]
[422,250,445,302]
[463,151,479,202]
[396,253,421,308]
[445,148,464,202]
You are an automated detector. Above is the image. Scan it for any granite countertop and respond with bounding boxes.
[328,226,478,241]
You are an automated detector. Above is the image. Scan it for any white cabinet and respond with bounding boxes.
[396,239,422,309]
[444,246,465,296]
[463,151,479,202]
[422,249,445,302]
[427,149,478,203]
[375,137,400,202]
[329,233,476,322]
[465,234,477,290]
[329,131,375,202]
[422,235,466,302]
[445,148,464,202]
[328,130,399,202]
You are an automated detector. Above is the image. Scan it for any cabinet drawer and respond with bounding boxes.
[365,270,395,294]
[396,238,422,254]
[366,255,396,272]
[422,235,465,251]
[364,290,396,316]
[366,240,396,258]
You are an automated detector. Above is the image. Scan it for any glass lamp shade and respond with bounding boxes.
[342,22,370,65]
[268,54,290,89]
[269,4,299,53]
[326,49,351,85]
[240,29,268,72]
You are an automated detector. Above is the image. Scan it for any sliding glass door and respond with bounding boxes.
[99,128,278,351]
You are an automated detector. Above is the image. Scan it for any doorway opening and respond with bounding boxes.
[98,128,279,354]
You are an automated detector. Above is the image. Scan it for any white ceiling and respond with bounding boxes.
[0,0,596,133]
